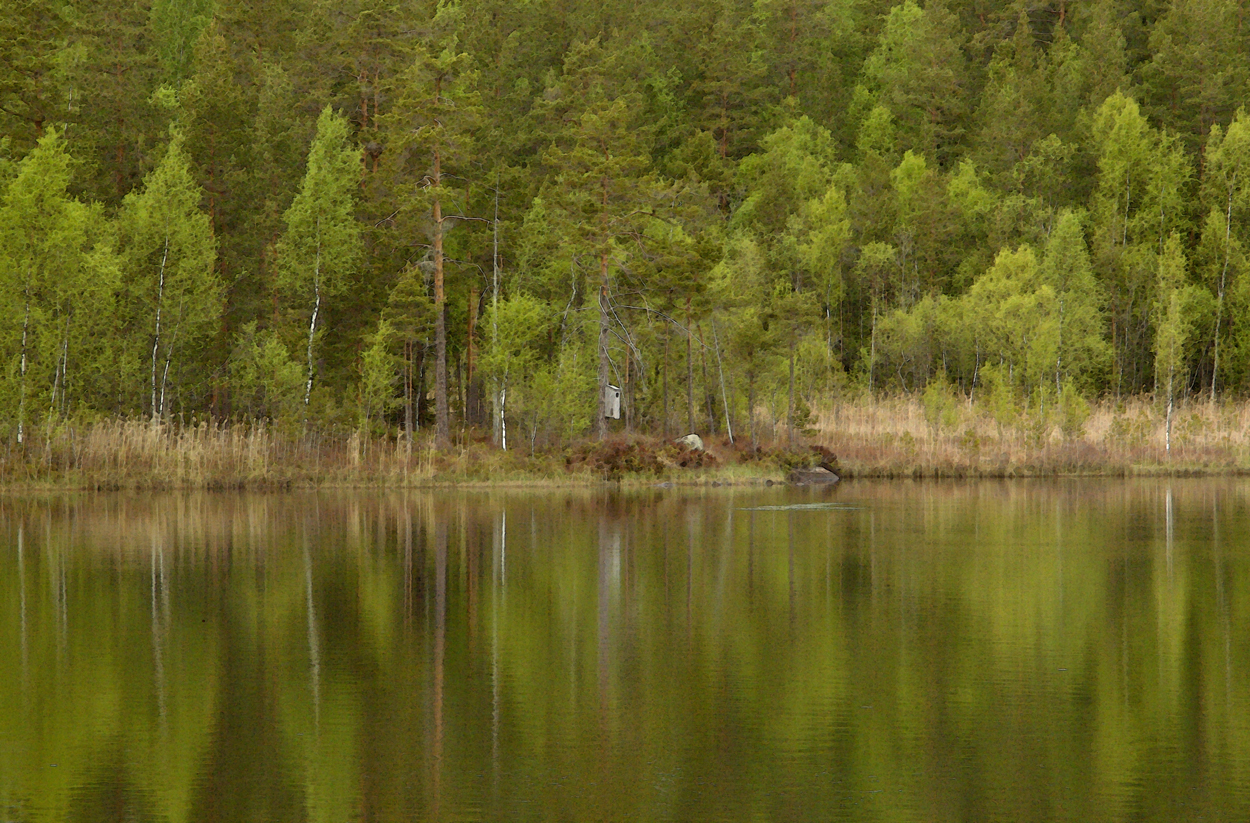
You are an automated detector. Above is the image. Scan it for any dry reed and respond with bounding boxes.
[0,419,446,490]
[810,395,1250,478]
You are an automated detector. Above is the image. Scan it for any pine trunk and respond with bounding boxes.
[434,149,450,449]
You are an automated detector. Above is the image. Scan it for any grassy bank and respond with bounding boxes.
[816,396,1250,478]
[3,397,1250,490]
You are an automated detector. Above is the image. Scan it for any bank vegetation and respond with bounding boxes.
[3,394,1249,490]
[6,0,1250,482]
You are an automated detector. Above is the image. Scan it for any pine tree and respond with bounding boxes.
[385,27,481,448]
[972,13,1047,181]
[537,38,664,439]
[861,0,969,165]
[687,0,771,165]
[179,19,262,353]
[0,0,69,150]
[1141,0,1250,151]
[63,0,163,204]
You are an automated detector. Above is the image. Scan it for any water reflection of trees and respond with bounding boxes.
[2,482,1250,820]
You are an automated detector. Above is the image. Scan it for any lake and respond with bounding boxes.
[3,479,1250,821]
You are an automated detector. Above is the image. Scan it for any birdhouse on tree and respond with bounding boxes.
[604,385,622,419]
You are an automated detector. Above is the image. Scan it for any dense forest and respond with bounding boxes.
[2,0,1249,449]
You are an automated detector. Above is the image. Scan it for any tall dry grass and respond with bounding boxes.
[809,395,1250,477]
[0,418,614,490]
[0,420,446,489]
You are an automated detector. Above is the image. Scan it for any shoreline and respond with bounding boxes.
[4,398,1250,491]
[4,465,1247,494]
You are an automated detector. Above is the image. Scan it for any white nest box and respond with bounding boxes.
[604,385,622,419]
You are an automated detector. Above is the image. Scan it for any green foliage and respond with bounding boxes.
[150,0,213,83]
[922,371,961,433]
[116,133,220,419]
[10,0,1250,442]
[979,364,1019,438]
[1058,382,1091,439]
[480,294,549,382]
[228,321,304,422]
[276,106,363,409]
[0,130,119,441]
[860,0,967,162]
[1152,233,1209,411]
[358,318,400,433]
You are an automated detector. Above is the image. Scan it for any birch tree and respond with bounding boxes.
[1153,234,1199,453]
[1199,109,1250,396]
[117,133,219,422]
[1090,92,1193,395]
[0,130,116,442]
[276,106,362,413]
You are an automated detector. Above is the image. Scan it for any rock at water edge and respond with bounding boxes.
[787,467,840,485]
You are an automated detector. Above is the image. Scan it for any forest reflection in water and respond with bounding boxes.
[3,479,1250,822]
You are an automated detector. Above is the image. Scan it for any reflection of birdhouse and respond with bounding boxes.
[604,385,622,419]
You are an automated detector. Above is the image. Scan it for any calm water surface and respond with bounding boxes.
[3,479,1250,821]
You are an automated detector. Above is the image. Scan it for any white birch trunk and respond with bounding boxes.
[151,235,170,423]
[17,285,31,445]
[305,240,322,409]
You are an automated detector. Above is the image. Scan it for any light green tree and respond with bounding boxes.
[117,133,220,422]
[1152,233,1200,453]
[276,106,362,413]
[227,321,304,422]
[0,130,117,443]
[962,247,1059,405]
[149,0,213,84]
[734,116,842,439]
[710,233,777,443]
[358,318,400,434]
[1038,210,1111,394]
[478,293,550,450]
[1089,92,1194,395]
[1198,109,1250,396]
